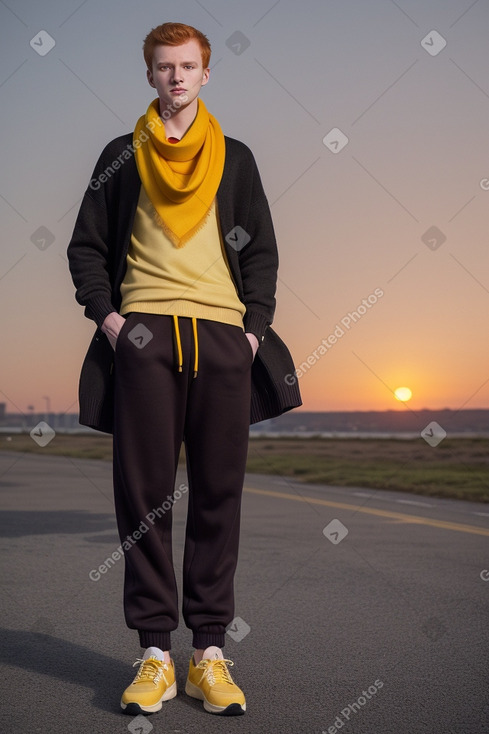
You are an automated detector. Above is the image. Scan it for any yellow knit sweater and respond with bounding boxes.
[120,186,246,328]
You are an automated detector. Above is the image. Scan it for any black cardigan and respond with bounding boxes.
[67,133,302,431]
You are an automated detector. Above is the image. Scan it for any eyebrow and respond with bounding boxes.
[157,60,199,65]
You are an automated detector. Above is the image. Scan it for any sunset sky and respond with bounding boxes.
[0,0,488,417]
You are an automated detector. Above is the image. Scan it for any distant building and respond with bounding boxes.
[0,409,88,433]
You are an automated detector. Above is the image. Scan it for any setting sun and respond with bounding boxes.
[394,387,412,402]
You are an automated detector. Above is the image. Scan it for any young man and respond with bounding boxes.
[68,22,301,717]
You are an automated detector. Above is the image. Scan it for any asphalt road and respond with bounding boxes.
[1,450,488,734]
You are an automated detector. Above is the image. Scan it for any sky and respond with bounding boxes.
[0,0,488,417]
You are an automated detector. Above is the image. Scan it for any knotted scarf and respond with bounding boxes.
[133,98,226,247]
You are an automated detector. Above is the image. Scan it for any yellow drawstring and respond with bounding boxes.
[191,318,199,378]
[173,315,183,372]
[172,315,199,378]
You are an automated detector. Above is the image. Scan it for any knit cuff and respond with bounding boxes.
[192,626,226,650]
[138,630,172,651]
[86,295,118,329]
[243,310,270,346]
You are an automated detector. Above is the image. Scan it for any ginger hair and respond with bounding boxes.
[143,22,211,70]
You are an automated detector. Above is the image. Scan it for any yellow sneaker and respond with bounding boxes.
[185,646,246,715]
[120,656,177,715]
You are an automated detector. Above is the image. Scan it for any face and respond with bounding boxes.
[147,39,210,115]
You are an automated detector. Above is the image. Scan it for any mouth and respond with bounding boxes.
[171,88,187,94]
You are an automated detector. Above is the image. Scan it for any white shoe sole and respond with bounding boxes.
[121,681,177,714]
[185,679,246,715]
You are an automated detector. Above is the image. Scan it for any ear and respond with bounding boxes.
[201,67,210,87]
[147,68,156,89]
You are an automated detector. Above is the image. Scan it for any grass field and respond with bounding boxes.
[1,432,488,502]
[246,436,489,502]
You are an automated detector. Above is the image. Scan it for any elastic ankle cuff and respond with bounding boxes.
[192,629,225,650]
[138,630,171,651]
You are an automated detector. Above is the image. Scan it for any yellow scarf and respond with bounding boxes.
[133,98,226,248]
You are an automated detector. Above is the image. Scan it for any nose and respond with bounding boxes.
[171,69,183,84]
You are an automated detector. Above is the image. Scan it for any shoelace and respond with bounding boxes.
[132,657,169,687]
[196,658,235,687]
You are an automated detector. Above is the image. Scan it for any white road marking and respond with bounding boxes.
[397,499,433,508]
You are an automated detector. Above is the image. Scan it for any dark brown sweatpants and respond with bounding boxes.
[112,313,253,651]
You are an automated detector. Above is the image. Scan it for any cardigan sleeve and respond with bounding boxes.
[67,151,118,329]
[238,156,279,343]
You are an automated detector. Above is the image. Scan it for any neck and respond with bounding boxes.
[161,97,199,140]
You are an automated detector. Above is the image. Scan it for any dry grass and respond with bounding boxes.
[247,437,489,502]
